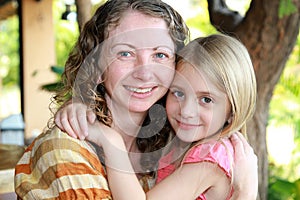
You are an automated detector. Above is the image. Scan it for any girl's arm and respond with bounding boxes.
[147,161,230,200]
[55,100,96,139]
[87,122,146,200]
[87,123,230,200]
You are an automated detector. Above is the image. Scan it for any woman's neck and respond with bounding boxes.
[108,101,147,152]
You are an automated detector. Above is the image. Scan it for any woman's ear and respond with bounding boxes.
[96,76,102,84]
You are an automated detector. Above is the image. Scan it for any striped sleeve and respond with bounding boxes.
[14,127,112,200]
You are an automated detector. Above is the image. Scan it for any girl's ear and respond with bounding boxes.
[227,114,233,124]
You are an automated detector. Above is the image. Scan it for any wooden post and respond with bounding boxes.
[20,0,56,140]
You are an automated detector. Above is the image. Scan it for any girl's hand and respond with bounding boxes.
[86,122,122,146]
[54,100,96,140]
[230,132,258,199]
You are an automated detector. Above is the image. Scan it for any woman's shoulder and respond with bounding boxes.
[27,127,97,156]
[14,126,111,200]
[15,126,104,177]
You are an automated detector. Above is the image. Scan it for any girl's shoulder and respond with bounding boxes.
[183,138,234,178]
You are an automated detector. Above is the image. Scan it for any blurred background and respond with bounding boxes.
[0,0,299,199]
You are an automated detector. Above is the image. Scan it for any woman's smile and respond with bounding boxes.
[124,85,158,98]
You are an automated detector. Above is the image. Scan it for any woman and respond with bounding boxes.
[15,0,257,199]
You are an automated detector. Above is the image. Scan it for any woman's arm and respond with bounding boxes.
[230,132,258,200]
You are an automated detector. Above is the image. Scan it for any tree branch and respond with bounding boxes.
[207,0,243,32]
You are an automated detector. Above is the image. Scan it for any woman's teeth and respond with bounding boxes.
[126,86,153,93]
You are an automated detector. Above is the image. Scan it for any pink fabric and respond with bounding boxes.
[156,139,234,200]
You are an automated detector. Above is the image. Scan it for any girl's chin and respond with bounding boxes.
[175,134,196,143]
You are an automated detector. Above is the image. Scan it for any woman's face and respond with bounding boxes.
[166,63,231,143]
[102,11,176,114]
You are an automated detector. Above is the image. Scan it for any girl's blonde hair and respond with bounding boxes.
[177,34,257,137]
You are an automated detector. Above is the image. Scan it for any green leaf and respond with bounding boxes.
[269,177,296,199]
[40,82,63,92]
[279,0,297,18]
[50,65,64,75]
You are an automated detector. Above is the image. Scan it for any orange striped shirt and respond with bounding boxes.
[14,127,112,200]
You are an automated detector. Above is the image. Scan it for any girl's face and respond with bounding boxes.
[166,63,231,143]
[102,11,175,114]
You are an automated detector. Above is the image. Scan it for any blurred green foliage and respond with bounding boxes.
[268,29,300,199]
[0,16,19,86]
[53,0,79,67]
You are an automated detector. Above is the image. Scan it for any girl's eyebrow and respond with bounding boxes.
[169,82,183,89]
[196,91,211,96]
[196,90,226,100]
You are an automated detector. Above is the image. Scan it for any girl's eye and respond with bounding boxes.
[173,90,185,99]
[200,97,212,104]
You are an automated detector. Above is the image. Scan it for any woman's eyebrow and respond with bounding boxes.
[111,43,135,49]
[155,46,175,53]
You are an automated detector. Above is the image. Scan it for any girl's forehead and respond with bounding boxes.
[175,63,211,87]
[174,63,203,84]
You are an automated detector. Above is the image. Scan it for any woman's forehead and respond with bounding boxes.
[104,11,174,50]
[106,28,175,51]
[114,10,168,32]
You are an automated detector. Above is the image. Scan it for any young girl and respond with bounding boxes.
[68,33,258,200]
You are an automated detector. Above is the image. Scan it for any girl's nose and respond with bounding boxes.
[180,98,199,119]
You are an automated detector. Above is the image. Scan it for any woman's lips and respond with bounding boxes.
[124,85,157,98]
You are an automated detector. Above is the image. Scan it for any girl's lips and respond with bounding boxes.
[176,120,200,130]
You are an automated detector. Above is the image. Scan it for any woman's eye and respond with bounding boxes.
[200,97,212,104]
[119,51,131,57]
[154,50,174,62]
[155,53,167,59]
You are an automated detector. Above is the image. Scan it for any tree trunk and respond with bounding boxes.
[75,0,92,31]
[207,0,300,199]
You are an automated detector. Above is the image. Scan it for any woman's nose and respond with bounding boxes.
[135,49,152,67]
[132,50,154,80]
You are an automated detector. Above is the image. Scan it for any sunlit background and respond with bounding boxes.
[0,0,299,198]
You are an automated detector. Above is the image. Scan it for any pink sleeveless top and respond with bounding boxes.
[156,139,234,200]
